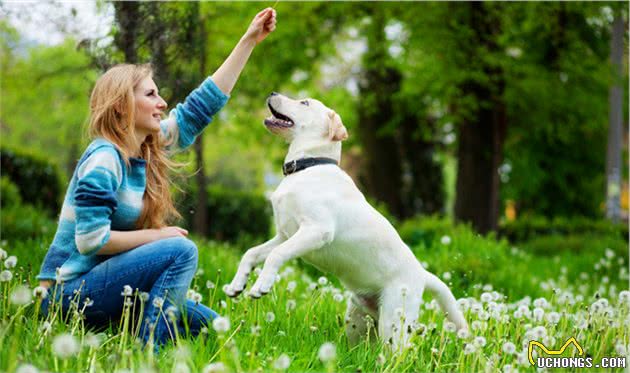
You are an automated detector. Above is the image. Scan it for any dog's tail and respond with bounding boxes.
[425,272,468,331]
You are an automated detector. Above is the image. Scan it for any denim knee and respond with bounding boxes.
[167,237,198,263]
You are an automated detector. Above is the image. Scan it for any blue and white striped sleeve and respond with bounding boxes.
[74,148,122,255]
[160,77,229,152]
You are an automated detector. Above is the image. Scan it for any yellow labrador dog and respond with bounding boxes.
[225,92,468,350]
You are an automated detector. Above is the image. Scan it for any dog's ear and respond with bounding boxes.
[328,111,348,142]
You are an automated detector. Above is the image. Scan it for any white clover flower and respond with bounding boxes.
[474,336,487,347]
[10,285,32,305]
[457,328,470,339]
[121,285,133,297]
[463,343,476,354]
[33,286,48,299]
[0,248,6,260]
[442,272,452,281]
[52,333,80,359]
[273,353,291,370]
[286,299,297,311]
[443,321,457,333]
[16,364,39,373]
[152,297,164,309]
[502,341,516,354]
[440,235,451,245]
[333,293,344,303]
[202,362,227,373]
[0,270,12,282]
[265,312,276,323]
[287,281,297,292]
[317,276,328,286]
[318,342,336,362]
[4,255,17,269]
[212,316,230,333]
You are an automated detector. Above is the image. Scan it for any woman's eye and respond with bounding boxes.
[300,100,309,106]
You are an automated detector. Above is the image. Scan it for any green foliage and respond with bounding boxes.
[0,176,22,208]
[178,184,271,244]
[500,215,628,242]
[0,204,57,242]
[519,233,627,257]
[398,215,454,248]
[0,147,64,217]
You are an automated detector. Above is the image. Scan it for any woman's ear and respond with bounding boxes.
[328,111,348,142]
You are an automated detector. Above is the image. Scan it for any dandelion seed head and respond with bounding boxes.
[39,321,52,334]
[464,343,476,354]
[273,354,291,370]
[474,336,487,347]
[212,316,230,333]
[85,333,103,348]
[0,270,13,282]
[457,328,470,339]
[152,296,164,309]
[287,281,297,292]
[265,312,276,323]
[52,333,80,359]
[4,255,17,269]
[15,364,39,373]
[33,286,48,299]
[121,285,133,297]
[317,276,328,286]
[502,341,516,354]
[615,342,627,355]
[286,299,297,311]
[139,292,150,302]
[481,292,493,303]
[444,321,457,333]
[442,272,451,281]
[202,362,227,373]
[333,293,344,303]
[10,285,32,305]
[0,249,6,260]
[318,342,336,362]
[440,235,451,245]
[546,311,560,324]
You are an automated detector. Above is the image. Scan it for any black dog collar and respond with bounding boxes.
[282,157,338,176]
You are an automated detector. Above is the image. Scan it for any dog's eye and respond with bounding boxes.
[300,100,309,106]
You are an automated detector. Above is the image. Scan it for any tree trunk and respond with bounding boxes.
[356,12,405,218]
[605,13,624,222]
[113,2,140,63]
[454,2,506,234]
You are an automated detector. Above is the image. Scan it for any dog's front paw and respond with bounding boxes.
[248,278,273,299]
[223,283,244,298]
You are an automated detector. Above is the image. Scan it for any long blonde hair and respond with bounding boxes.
[88,64,182,229]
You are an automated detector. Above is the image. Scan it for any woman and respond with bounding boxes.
[36,8,277,350]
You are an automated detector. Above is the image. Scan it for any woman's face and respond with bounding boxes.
[134,76,167,136]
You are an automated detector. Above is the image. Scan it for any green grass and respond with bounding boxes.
[0,225,628,372]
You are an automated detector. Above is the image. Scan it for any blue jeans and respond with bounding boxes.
[41,237,218,350]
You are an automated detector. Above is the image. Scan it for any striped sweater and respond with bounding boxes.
[37,77,229,282]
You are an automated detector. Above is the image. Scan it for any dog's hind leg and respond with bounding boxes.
[378,283,423,352]
[425,272,468,331]
[345,295,378,347]
[225,235,284,297]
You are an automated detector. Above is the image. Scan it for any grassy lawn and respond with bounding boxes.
[0,224,628,372]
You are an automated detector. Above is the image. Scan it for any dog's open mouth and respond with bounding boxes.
[264,102,294,128]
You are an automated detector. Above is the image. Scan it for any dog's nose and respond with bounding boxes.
[270,92,279,97]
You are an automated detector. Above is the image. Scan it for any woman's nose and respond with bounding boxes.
[157,97,167,109]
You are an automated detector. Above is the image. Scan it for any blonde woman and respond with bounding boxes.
[36,8,276,350]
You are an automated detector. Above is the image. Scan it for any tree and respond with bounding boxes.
[605,10,625,222]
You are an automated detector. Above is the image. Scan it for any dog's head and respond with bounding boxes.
[264,92,348,143]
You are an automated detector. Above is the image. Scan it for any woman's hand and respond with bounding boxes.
[156,226,189,240]
[243,8,277,44]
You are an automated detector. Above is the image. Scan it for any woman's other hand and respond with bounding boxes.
[156,226,189,239]
[243,8,277,44]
